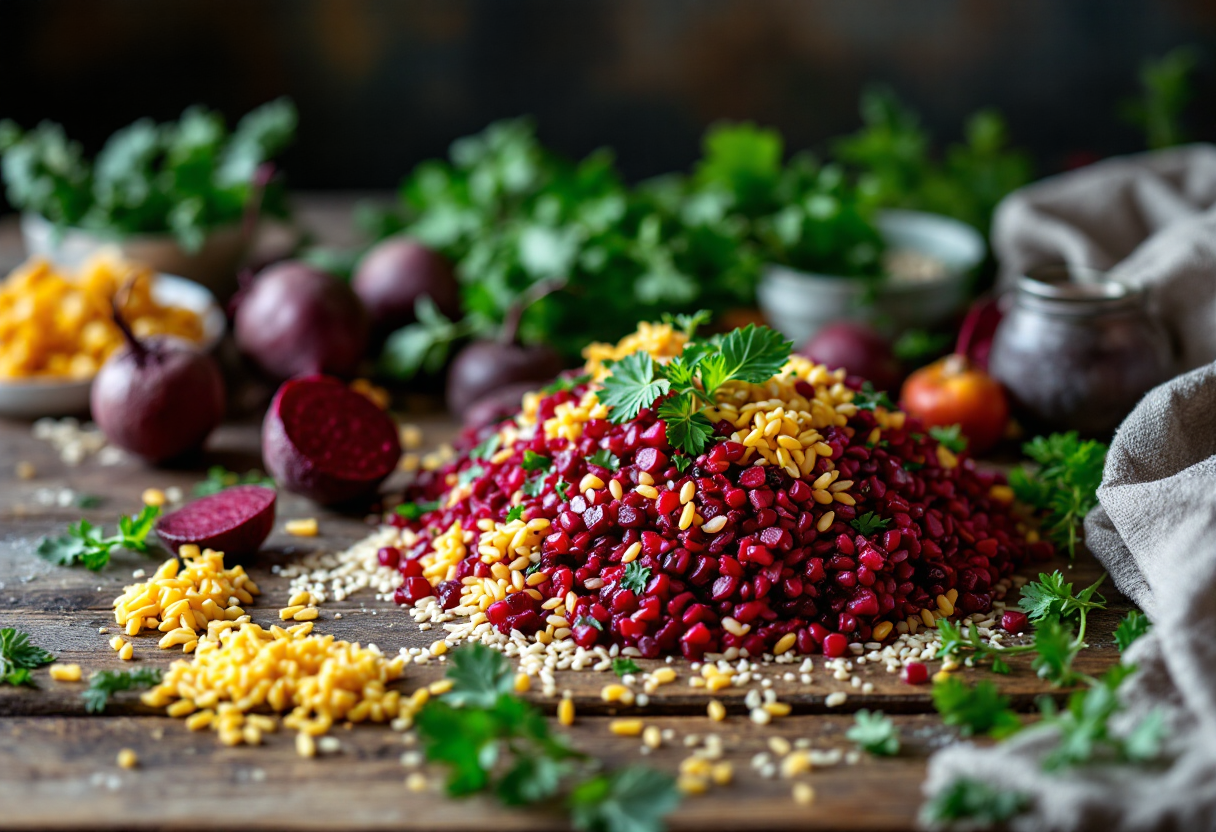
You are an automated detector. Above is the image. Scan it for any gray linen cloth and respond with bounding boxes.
[923,149,1216,830]
[993,143,1216,369]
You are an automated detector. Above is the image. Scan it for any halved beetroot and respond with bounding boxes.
[263,375,402,505]
[155,485,276,557]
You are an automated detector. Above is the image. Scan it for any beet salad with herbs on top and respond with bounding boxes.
[388,316,1051,660]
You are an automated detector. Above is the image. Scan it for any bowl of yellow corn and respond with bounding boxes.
[0,253,225,418]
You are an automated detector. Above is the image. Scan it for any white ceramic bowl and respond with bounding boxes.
[0,274,226,419]
[758,209,987,345]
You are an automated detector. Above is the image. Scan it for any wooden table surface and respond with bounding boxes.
[0,412,1128,832]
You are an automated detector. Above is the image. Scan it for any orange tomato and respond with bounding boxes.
[899,354,1009,454]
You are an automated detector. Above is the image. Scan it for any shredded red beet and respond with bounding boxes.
[391,354,1050,660]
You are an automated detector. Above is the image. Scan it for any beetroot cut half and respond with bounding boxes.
[155,485,277,558]
[263,375,402,505]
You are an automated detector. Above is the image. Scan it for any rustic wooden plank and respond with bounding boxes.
[0,713,940,831]
[0,417,1130,718]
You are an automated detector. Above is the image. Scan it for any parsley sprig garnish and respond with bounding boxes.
[932,676,1022,739]
[36,505,161,572]
[619,561,651,593]
[850,511,891,537]
[847,709,900,756]
[82,668,164,713]
[1113,610,1150,652]
[599,324,793,456]
[416,644,679,830]
[934,571,1106,684]
[928,424,968,453]
[1010,432,1108,560]
[920,779,1028,826]
[611,658,642,677]
[0,628,55,687]
[396,499,441,520]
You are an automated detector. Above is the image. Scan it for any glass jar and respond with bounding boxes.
[988,265,1173,437]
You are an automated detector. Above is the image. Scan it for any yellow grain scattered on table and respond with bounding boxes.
[284,518,319,537]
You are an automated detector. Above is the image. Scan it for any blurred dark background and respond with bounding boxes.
[2,0,1214,194]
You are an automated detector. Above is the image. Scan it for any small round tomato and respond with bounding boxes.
[899,354,1008,454]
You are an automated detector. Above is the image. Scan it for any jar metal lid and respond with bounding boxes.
[1016,264,1144,314]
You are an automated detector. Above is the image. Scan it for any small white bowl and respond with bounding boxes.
[0,273,226,419]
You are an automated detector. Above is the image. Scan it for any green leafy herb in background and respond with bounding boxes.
[1037,665,1165,771]
[396,499,441,521]
[920,778,1029,827]
[0,99,296,251]
[82,668,163,714]
[928,424,968,454]
[847,709,900,756]
[0,628,55,687]
[415,644,678,831]
[1120,46,1198,150]
[1114,611,1151,652]
[36,505,161,572]
[1011,432,1108,560]
[193,466,276,497]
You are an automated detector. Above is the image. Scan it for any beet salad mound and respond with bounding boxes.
[389,318,1051,660]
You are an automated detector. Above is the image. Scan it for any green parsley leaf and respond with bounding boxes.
[82,668,162,713]
[932,676,1022,739]
[194,465,275,497]
[586,449,621,471]
[707,324,793,387]
[672,454,693,474]
[920,778,1028,826]
[662,309,712,338]
[505,505,525,524]
[1039,664,1164,771]
[458,464,487,486]
[657,392,715,457]
[523,476,547,498]
[846,709,900,756]
[443,643,514,709]
[574,615,604,632]
[522,450,553,472]
[525,561,543,577]
[929,424,968,453]
[1114,610,1150,652]
[853,381,896,412]
[850,511,891,537]
[36,506,162,572]
[541,373,593,395]
[75,493,103,509]
[599,352,670,424]
[611,658,642,677]
[555,481,572,501]
[0,629,55,686]
[471,433,502,461]
[569,766,681,832]
[1012,432,1108,560]
[396,500,441,520]
[1019,572,1106,624]
[619,561,651,594]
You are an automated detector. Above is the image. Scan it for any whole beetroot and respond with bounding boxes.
[446,340,564,417]
[353,237,461,337]
[234,261,368,380]
[799,321,902,392]
[91,300,226,464]
[263,375,401,505]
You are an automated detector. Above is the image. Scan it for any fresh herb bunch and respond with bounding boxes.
[1010,432,1108,560]
[82,668,164,714]
[834,86,1032,239]
[0,99,296,251]
[0,628,55,687]
[415,644,679,831]
[36,505,161,572]
[934,570,1105,684]
[599,323,792,457]
[1120,46,1198,150]
[193,466,276,497]
[847,709,901,756]
[920,778,1029,827]
[1114,610,1150,652]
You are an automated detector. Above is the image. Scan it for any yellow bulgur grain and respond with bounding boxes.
[116,748,139,769]
[48,663,82,682]
[284,518,319,537]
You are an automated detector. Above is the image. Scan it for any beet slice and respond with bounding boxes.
[155,485,276,558]
[263,375,402,505]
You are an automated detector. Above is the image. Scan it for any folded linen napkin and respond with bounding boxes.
[924,147,1216,830]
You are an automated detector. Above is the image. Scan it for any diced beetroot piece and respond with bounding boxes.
[154,485,276,558]
[1001,610,1030,634]
[263,375,402,505]
[822,632,848,658]
[901,662,929,685]
[394,576,434,606]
